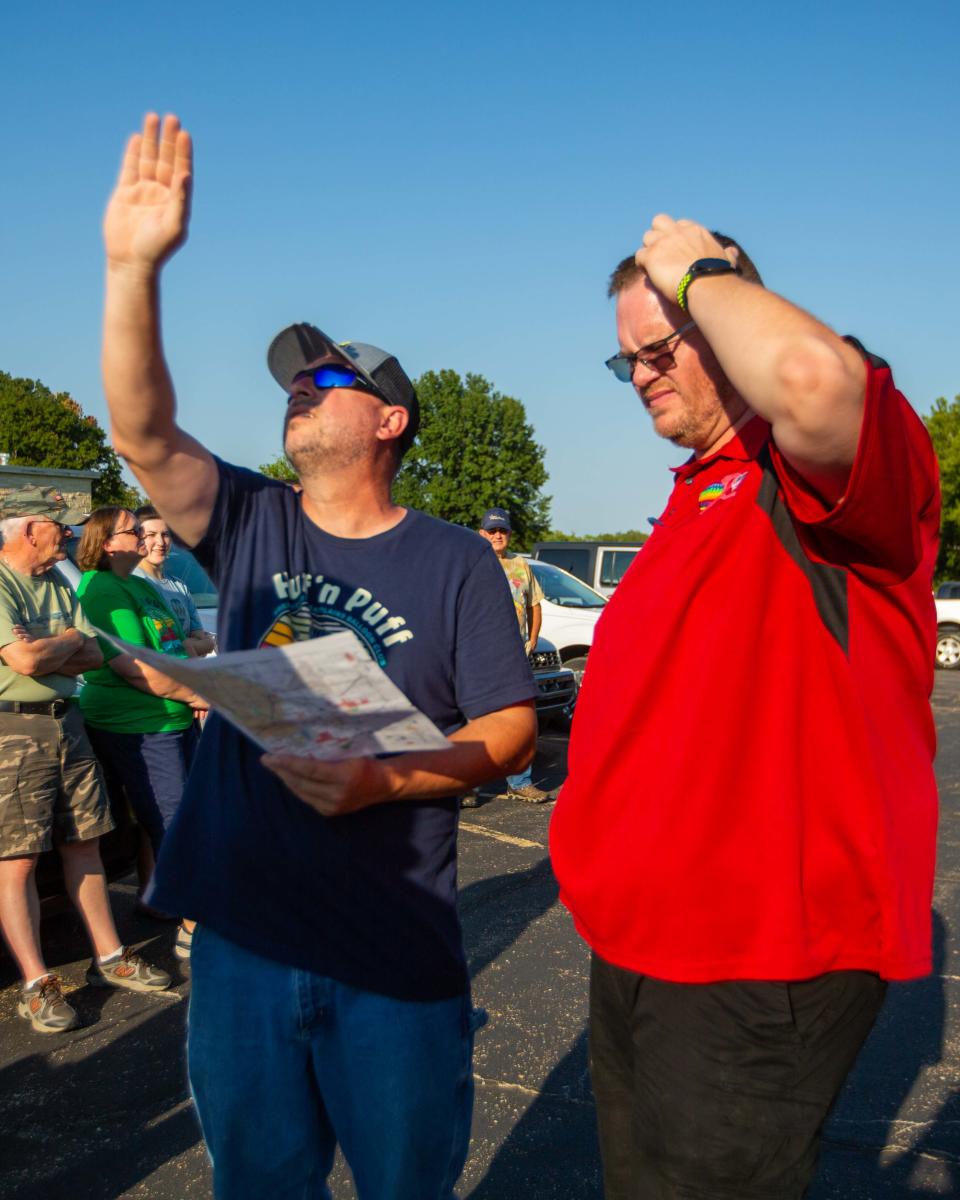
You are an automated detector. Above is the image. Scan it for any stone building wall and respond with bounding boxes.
[0,464,99,516]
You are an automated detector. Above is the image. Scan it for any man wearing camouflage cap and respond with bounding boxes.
[0,486,170,1034]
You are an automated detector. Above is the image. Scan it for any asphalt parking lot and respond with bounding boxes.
[1,675,958,1199]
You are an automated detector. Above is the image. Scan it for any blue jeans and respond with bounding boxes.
[506,763,532,790]
[87,723,199,856]
[188,925,478,1200]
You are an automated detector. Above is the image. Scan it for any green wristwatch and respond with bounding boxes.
[676,258,742,311]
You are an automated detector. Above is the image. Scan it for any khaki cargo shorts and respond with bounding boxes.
[0,704,114,858]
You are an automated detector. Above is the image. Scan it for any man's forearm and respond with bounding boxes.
[262,701,538,817]
[636,216,867,479]
[102,261,218,546]
[1,629,86,676]
[381,704,537,800]
[685,273,865,462]
[527,604,542,648]
[103,263,178,466]
[59,640,104,675]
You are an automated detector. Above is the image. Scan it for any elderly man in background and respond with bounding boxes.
[0,486,170,1034]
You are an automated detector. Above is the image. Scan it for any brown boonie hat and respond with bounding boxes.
[0,485,88,524]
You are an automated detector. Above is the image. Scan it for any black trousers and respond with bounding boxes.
[588,954,887,1199]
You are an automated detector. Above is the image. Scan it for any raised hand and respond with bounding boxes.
[634,215,738,305]
[104,113,193,271]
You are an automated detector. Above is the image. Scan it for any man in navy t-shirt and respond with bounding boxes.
[100,113,537,1200]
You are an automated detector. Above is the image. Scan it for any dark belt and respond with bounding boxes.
[0,699,75,718]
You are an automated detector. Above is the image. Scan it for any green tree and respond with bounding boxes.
[393,370,551,548]
[540,528,649,544]
[259,454,298,482]
[0,371,142,508]
[924,394,960,580]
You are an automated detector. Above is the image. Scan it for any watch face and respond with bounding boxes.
[690,258,736,276]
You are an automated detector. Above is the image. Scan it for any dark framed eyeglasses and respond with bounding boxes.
[293,363,379,396]
[605,320,697,382]
[110,524,142,540]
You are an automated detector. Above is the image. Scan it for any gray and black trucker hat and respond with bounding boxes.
[267,322,420,453]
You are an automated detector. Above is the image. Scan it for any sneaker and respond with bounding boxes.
[460,790,481,809]
[86,947,171,993]
[174,923,193,960]
[502,783,552,804]
[17,974,80,1034]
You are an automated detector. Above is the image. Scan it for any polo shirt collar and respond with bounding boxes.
[670,414,770,482]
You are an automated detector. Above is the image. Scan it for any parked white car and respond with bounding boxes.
[935,585,960,670]
[526,558,606,687]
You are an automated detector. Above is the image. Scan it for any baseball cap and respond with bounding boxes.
[267,322,420,453]
[480,508,512,532]
[0,485,89,524]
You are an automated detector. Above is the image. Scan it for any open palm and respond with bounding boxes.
[104,113,193,268]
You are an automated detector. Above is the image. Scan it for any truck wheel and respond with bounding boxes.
[936,628,960,670]
[563,655,589,687]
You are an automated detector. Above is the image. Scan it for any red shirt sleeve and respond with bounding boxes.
[768,355,941,585]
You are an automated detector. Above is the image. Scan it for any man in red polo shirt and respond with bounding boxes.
[550,215,940,1199]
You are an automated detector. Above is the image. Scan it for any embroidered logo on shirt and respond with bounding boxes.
[698,471,748,512]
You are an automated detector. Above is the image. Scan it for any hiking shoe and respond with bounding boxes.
[174,923,193,960]
[460,790,481,809]
[86,947,171,993]
[17,975,80,1034]
[502,784,552,804]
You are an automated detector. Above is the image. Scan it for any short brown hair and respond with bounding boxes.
[135,505,161,522]
[607,231,763,297]
[76,507,131,572]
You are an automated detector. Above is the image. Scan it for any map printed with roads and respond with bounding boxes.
[93,627,452,761]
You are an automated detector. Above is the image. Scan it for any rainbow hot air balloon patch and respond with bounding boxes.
[699,471,748,513]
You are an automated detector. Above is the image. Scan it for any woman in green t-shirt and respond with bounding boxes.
[76,508,206,956]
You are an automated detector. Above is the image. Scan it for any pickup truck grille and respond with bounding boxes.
[529,649,562,671]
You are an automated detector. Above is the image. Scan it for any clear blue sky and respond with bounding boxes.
[2,0,957,532]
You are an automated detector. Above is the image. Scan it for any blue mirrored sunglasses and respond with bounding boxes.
[303,363,373,392]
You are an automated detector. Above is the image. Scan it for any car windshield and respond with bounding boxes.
[529,560,606,608]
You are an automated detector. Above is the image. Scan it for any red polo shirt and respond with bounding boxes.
[550,354,940,982]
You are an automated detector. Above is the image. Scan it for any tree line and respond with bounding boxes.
[3,367,958,578]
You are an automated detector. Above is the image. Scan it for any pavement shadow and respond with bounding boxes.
[467,1029,602,1198]
[811,909,956,1197]
[0,997,201,1199]
[459,856,559,979]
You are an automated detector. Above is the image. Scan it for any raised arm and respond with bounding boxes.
[103,113,218,547]
[636,215,867,498]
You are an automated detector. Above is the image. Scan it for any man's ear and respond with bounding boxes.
[377,405,409,446]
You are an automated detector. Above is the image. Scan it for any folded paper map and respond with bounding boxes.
[94,627,452,761]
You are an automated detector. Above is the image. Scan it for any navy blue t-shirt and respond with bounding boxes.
[151,460,536,1000]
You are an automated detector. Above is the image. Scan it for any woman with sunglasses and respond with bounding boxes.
[75,507,206,957]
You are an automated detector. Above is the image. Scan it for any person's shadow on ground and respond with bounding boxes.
[810,908,956,1197]
[469,910,954,1199]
